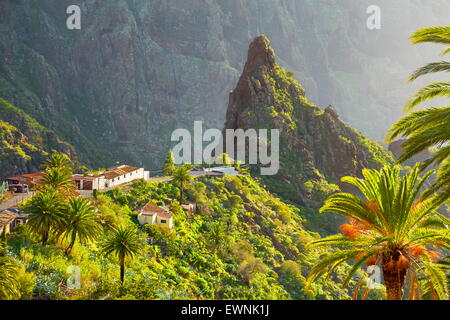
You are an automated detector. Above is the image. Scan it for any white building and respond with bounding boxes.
[72,174,106,190]
[72,165,150,190]
[104,165,150,188]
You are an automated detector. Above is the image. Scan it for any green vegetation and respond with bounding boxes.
[358,136,395,168]
[0,26,447,302]
[386,26,450,202]
[306,25,450,301]
[22,188,66,246]
[62,198,102,255]
[163,149,175,176]
[0,98,75,175]
[172,165,193,204]
[0,230,35,300]
[101,225,143,284]
[0,119,39,160]
[1,153,362,300]
[308,164,449,300]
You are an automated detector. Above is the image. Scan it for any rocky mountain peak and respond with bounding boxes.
[224,36,394,232]
[324,105,340,120]
[243,35,276,74]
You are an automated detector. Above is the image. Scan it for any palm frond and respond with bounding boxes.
[410,26,450,46]
[418,256,449,300]
[386,107,450,143]
[409,61,450,82]
[405,82,450,111]
[306,249,364,288]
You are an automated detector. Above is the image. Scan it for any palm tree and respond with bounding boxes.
[0,238,19,300]
[42,152,74,171]
[405,26,450,111]
[172,165,192,204]
[207,222,228,253]
[386,26,450,199]
[22,188,65,245]
[0,255,19,300]
[101,225,143,283]
[307,165,450,300]
[61,197,102,254]
[217,152,233,166]
[0,227,7,257]
[39,167,76,194]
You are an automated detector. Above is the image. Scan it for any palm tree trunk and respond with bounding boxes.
[66,234,77,254]
[382,265,407,300]
[42,230,49,246]
[179,181,183,204]
[120,254,125,284]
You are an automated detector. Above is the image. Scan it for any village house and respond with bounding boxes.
[71,165,150,191]
[104,165,149,188]
[0,210,20,234]
[181,203,196,214]
[71,173,106,191]
[5,172,44,188]
[137,202,173,229]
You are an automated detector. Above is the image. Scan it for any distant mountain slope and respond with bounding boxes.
[0,0,448,169]
[0,98,75,177]
[225,36,394,234]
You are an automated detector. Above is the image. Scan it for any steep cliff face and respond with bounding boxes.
[0,98,75,177]
[225,36,394,233]
[0,0,448,170]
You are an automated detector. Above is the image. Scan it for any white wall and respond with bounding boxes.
[105,168,145,188]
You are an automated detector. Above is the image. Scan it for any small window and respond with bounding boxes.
[160,219,167,224]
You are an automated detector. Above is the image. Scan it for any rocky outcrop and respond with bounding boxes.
[224,36,394,227]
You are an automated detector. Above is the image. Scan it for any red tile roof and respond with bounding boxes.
[21,172,44,178]
[6,172,43,182]
[104,165,140,180]
[138,202,173,219]
[71,174,102,181]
